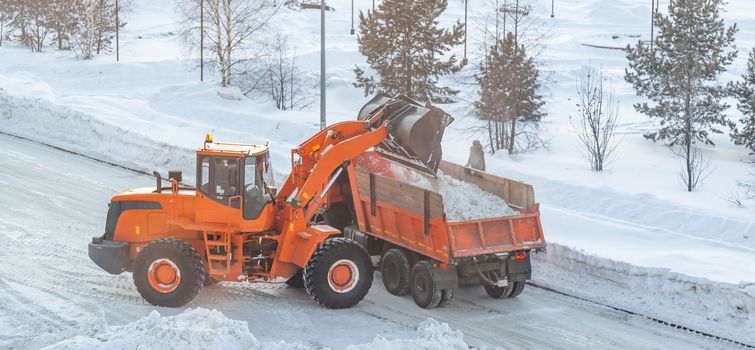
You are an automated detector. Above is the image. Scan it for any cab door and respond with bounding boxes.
[195,155,243,225]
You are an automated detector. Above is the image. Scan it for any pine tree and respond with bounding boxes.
[475,32,544,154]
[731,48,755,153]
[625,0,737,191]
[353,0,465,103]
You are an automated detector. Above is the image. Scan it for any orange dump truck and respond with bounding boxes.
[314,98,547,309]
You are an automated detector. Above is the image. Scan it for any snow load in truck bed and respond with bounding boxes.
[436,172,520,221]
[354,151,521,221]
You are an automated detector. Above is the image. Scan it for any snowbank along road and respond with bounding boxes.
[0,134,748,349]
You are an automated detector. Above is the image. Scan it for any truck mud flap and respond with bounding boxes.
[431,264,459,290]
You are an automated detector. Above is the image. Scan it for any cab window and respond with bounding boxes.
[196,155,241,206]
[243,156,268,219]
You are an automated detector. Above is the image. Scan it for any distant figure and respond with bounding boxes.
[466,140,485,173]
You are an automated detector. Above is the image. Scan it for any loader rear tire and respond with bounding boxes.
[133,238,205,307]
[304,238,374,309]
[410,261,442,309]
[381,248,411,296]
[285,269,305,288]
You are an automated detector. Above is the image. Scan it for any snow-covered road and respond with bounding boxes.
[0,133,744,349]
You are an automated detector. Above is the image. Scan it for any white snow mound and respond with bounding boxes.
[42,308,308,350]
[42,309,469,350]
[438,172,519,221]
[347,318,468,350]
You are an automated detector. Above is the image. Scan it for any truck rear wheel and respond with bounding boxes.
[381,248,411,296]
[409,261,442,309]
[133,238,205,307]
[304,238,373,309]
[438,288,455,307]
[484,281,526,299]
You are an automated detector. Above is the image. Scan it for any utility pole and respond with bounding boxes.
[650,0,655,51]
[463,0,468,61]
[551,0,555,18]
[115,0,120,61]
[200,0,204,82]
[320,0,326,130]
[351,0,355,35]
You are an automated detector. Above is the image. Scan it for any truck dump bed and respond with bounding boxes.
[347,154,546,263]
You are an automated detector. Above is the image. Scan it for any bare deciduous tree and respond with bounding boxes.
[672,143,711,192]
[178,0,279,87]
[572,65,622,171]
[259,33,314,110]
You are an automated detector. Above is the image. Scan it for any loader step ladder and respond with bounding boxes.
[204,230,231,278]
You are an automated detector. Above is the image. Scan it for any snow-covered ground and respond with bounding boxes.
[1,0,754,347]
[0,134,746,349]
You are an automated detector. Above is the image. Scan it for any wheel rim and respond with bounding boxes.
[327,259,359,293]
[147,258,181,293]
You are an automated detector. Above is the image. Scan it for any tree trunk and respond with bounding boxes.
[508,117,516,154]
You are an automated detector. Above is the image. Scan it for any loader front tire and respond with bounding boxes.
[133,238,205,307]
[410,261,442,309]
[381,248,411,296]
[304,238,373,309]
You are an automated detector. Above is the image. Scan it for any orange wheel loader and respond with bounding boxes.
[88,95,451,308]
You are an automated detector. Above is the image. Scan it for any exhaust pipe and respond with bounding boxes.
[358,95,453,174]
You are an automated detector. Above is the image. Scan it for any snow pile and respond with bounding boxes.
[532,243,755,345]
[42,309,469,350]
[346,318,468,350]
[437,172,519,221]
[43,309,309,350]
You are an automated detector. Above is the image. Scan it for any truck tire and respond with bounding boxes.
[381,248,411,296]
[285,269,305,288]
[484,281,526,299]
[409,261,442,309]
[133,238,205,307]
[508,281,526,298]
[304,237,374,309]
[483,283,512,299]
[438,288,455,307]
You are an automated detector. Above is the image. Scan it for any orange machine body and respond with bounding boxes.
[100,120,389,283]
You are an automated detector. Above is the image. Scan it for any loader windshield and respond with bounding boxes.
[243,155,273,219]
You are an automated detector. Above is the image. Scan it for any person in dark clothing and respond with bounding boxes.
[466,140,486,173]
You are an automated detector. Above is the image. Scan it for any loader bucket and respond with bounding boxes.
[358,95,454,174]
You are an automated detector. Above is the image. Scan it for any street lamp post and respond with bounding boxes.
[115,0,120,61]
[320,0,326,130]
[200,0,204,82]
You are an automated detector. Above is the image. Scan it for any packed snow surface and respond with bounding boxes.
[43,309,469,350]
[437,172,519,221]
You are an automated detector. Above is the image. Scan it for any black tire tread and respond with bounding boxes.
[381,248,411,296]
[303,237,373,309]
[438,288,455,307]
[410,261,442,309]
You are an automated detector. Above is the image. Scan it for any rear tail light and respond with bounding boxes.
[513,252,527,261]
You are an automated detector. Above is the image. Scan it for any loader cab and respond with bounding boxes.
[196,138,275,223]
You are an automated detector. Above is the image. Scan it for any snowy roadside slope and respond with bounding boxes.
[532,243,755,345]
